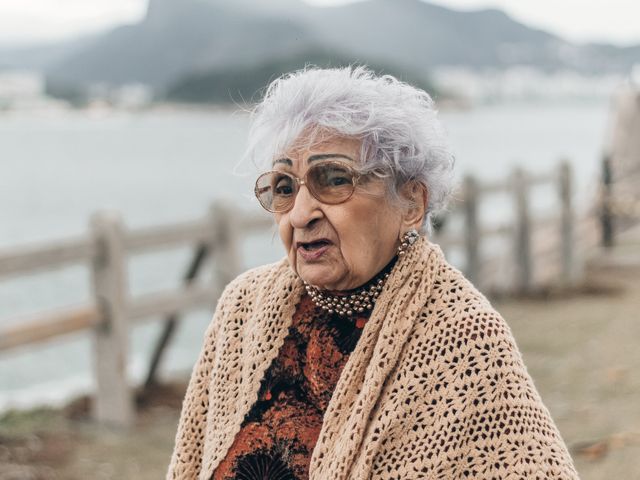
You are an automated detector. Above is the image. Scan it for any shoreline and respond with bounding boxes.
[0,96,612,118]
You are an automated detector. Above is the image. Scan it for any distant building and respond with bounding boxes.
[111,83,154,110]
[0,71,43,106]
[432,67,624,105]
[0,70,67,111]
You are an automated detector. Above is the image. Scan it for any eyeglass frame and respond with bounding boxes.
[254,160,366,213]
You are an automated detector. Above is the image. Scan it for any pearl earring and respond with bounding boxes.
[397,229,419,255]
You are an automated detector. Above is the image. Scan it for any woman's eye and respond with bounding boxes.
[275,185,292,195]
[274,179,293,195]
[329,176,350,186]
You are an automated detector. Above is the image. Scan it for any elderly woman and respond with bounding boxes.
[167,67,578,480]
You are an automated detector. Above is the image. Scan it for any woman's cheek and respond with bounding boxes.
[277,216,292,249]
[277,217,297,271]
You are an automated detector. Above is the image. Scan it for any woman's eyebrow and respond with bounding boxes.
[273,158,293,166]
[307,154,354,163]
[272,153,354,166]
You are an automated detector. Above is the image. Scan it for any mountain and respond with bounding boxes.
[579,43,640,72]
[45,0,317,89]
[201,0,311,16]
[2,0,637,99]
[0,34,100,72]
[306,0,564,71]
[164,47,439,104]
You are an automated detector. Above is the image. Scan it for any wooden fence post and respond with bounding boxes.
[512,167,532,293]
[209,202,242,290]
[90,211,134,429]
[463,175,480,285]
[143,243,210,390]
[601,154,614,248]
[558,160,575,286]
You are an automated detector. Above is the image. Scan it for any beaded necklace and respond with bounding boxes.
[302,230,419,317]
[303,256,397,317]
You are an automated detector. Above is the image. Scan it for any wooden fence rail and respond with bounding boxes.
[0,162,579,428]
[598,84,640,250]
[433,159,577,294]
[0,201,270,429]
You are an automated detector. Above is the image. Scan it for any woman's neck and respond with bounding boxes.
[325,254,398,296]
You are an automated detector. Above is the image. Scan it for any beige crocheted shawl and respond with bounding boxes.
[167,237,579,479]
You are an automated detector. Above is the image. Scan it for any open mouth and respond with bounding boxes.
[298,239,331,251]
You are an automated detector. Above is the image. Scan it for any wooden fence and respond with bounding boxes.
[0,161,582,428]
[432,159,578,294]
[0,202,271,428]
[599,85,640,248]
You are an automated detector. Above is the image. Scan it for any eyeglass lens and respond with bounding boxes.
[255,162,356,212]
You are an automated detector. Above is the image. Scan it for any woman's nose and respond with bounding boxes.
[288,184,322,228]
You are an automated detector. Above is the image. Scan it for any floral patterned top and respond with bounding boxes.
[211,293,373,480]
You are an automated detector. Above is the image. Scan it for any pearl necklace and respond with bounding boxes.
[302,230,419,317]
[303,260,394,317]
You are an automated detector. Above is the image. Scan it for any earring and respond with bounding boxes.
[397,229,419,255]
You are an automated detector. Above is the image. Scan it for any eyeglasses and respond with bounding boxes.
[254,160,363,213]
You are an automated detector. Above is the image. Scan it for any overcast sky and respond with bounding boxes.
[1,0,639,47]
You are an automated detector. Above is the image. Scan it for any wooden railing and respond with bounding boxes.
[0,202,272,428]
[600,154,640,247]
[432,160,578,294]
[599,84,640,249]
[0,161,586,427]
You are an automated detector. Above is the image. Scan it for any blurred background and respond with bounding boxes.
[1,0,639,478]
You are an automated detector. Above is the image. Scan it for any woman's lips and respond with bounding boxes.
[296,240,332,261]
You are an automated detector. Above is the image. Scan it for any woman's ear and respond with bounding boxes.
[399,181,428,230]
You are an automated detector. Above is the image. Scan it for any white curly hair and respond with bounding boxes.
[243,65,456,232]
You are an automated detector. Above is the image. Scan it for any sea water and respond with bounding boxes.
[0,99,611,411]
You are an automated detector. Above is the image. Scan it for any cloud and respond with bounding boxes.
[0,0,147,45]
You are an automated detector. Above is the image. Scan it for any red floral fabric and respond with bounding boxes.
[211,294,372,480]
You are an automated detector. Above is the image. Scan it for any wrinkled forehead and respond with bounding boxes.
[272,128,363,167]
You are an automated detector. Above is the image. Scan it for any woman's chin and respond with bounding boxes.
[297,264,343,290]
